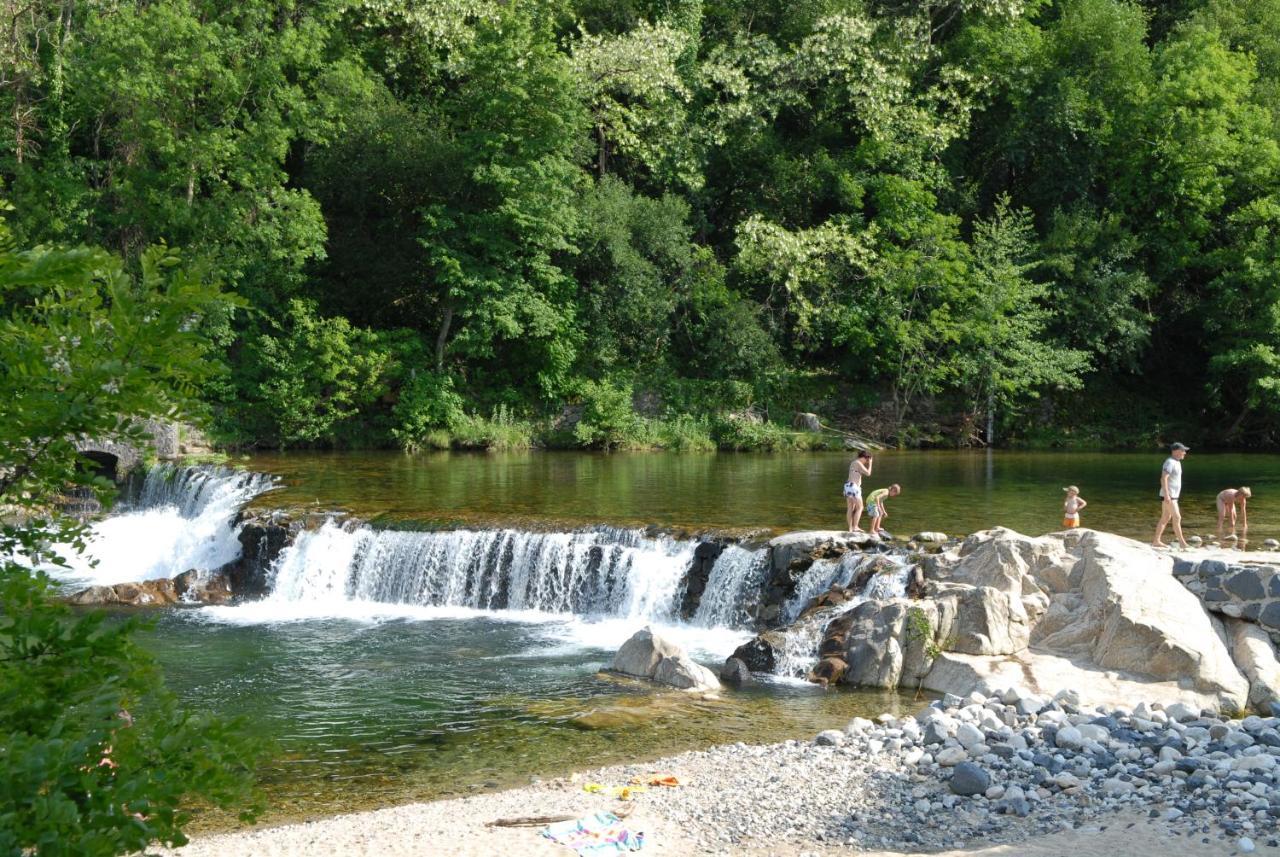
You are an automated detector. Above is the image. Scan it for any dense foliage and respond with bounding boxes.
[0,216,261,853]
[4,0,1279,448]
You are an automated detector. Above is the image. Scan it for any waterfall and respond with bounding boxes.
[264,521,701,621]
[52,464,276,586]
[692,545,768,628]
[772,554,913,677]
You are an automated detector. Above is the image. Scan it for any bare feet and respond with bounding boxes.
[1152,541,1168,548]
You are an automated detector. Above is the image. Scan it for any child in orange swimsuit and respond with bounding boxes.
[1063,485,1087,529]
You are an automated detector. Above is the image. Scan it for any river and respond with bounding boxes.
[243,449,1280,541]
[52,450,1280,828]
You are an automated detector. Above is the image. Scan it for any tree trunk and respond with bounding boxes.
[435,304,453,371]
[986,387,995,447]
[596,124,608,177]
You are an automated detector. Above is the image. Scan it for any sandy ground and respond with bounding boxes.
[165,782,1276,857]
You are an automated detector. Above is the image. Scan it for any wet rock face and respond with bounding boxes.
[224,510,297,598]
[731,632,786,673]
[720,657,753,688]
[680,541,726,619]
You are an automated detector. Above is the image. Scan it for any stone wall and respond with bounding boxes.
[75,418,184,478]
[1173,558,1280,639]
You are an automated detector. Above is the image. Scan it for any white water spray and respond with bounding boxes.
[51,465,276,586]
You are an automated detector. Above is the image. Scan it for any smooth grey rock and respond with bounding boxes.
[1259,602,1280,631]
[719,657,753,688]
[814,729,845,746]
[1164,702,1200,723]
[955,722,985,749]
[1225,570,1267,601]
[949,762,990,796]
[923,720,952,746]
[1055,725,1084,750]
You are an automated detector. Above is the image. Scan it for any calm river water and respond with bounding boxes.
[243,449,1280,543]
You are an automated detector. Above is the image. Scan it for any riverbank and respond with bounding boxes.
[165,692,1277,856]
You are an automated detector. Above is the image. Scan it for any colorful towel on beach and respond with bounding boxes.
[540,812,644,855]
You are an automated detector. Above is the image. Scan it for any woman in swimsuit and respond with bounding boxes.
[844,451,873,533]
[1216,487,1251,539]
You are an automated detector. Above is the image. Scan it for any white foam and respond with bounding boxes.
[192,600,561,627]
[46,465,275,586]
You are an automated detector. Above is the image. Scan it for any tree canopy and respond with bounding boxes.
[4,0,1279,448]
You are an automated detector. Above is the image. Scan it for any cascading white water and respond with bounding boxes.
[265,521,699,622]
[772,554,913,677]
[692,545,768,628]
[781,551,861,624]
[50,464,276,586]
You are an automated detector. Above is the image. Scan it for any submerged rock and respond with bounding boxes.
[608,627,720,693]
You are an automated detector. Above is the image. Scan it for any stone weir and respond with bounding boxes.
[733,528,1280,716]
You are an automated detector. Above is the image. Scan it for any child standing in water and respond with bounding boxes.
[866,484,901,537]
[1062,485,1088,529]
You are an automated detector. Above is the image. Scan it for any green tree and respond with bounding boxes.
[417,7,589,401]
[0,218,260,854]
[958,198,1089,442]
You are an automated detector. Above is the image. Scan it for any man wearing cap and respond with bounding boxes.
[1153,442,1190,549]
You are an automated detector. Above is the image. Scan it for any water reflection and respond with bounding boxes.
[243,449,1280,544]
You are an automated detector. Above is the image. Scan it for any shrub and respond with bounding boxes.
[653,414,716,451]
[391,370,466,451]
[710,414,791,451]
[451,405,536,451]
[573,380,639,450]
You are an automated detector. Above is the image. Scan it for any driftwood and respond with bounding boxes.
[485,803,635,828]
[815,421,886,450]
[485,814,576,828]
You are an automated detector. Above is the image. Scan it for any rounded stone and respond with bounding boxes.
[949,762,991,797]
[1055,725,1084,751]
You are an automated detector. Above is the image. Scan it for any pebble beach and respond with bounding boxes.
[168,688,1280,856]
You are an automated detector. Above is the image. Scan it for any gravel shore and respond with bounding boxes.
[167,689,1280,856]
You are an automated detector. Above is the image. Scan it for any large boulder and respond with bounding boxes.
[824,600,938,689]
[935,585,1030,656]
[814,528,1249,712]
[921,529,1250,712]
[731,631,785,672]
[608,627,721,693]
[1225,617,1280,712]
